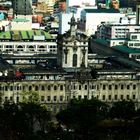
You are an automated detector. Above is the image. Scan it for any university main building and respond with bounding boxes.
[0,0,140,114]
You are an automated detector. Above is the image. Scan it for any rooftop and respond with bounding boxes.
[12,18,30,22]
[113,45,140,54]
[84,9,120,13]
[0,30,52,40]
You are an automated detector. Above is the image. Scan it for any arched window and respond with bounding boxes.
[60,85,63,90]
[41,85,45,91]
[38,46,45,52]
[35,86,38,91]
[28,46,34,51]
[48,85,51,90]
[17,45,24,51]
[54,85,57,90]
[29,86,32,91]
[73,54,77,67]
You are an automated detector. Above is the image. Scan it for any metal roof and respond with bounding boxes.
[84,9,120,13]
[113,46,140,54]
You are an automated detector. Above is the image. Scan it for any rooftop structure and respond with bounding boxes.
[12,0,32,15]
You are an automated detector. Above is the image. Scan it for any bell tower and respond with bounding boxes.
[57,14,88,69]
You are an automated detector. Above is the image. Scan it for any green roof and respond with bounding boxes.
[12,18,30,22]
[0,30,52,40]
[95,38,108,46]
[113,45,140,54]
[84,9,120,13]
[109,38,127,41]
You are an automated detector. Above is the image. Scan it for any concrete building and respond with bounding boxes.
[0,30,57,55]
[66,0,96,11]
[0,15,140,115]
[78,8,125,36]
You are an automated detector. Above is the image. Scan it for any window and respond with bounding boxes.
[127,85,130,90]
[79,85,81,90]
[108,95,111,100]
[85,85,87,90]
[102,95,105,100]
[60,96,63,101]
[133,95,136,100]
[132,35,137,39]
[126,95,129,100]
[73,54,77,67]
[60,85,63,90]
[120,95,123,100]
[10,86,13,91]
[17,86,20,90]
[23,86,26,91]
[35,86,38,91]
[108,85,112,90]
[48,85,51,90]
[5,86,8,91]
[10,96,13,101]
[129,43,133,46]
[47,96,51,101]
[91,85,95,89]
[5,96,8,101]
[54,85,57,90]
[103,85,106,90]
[97,85,99,90]
[114,95,117,100]
[115,85,118,90]
[78,95,81,100]
[134,43,140,46]
[16,97,19,102]
[41,86,45,91]
[41,96,44,102]
[0,86,2,91]
[133,85,136,90]
[84,95,87,100]
[121,85,124,90]
[54,96,57,101]
[29,86,32,91]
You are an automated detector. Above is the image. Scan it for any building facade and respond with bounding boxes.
[0,14,140,115]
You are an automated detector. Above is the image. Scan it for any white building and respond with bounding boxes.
[59,6,97,34]
[66,0,96,11]
[78,8,125,36]
[97,23,140,47]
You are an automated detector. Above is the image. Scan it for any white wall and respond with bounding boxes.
[59,13,78,34]
[66,0,96,7]
[85,13,125,36]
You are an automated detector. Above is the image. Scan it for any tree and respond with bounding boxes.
[21,91,40,103]
[0,102,51,140]
[109,100,136,120]
[56,98,109,139]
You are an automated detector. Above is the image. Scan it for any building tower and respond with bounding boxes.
[57,13,89,69]
[136,5,140,25]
